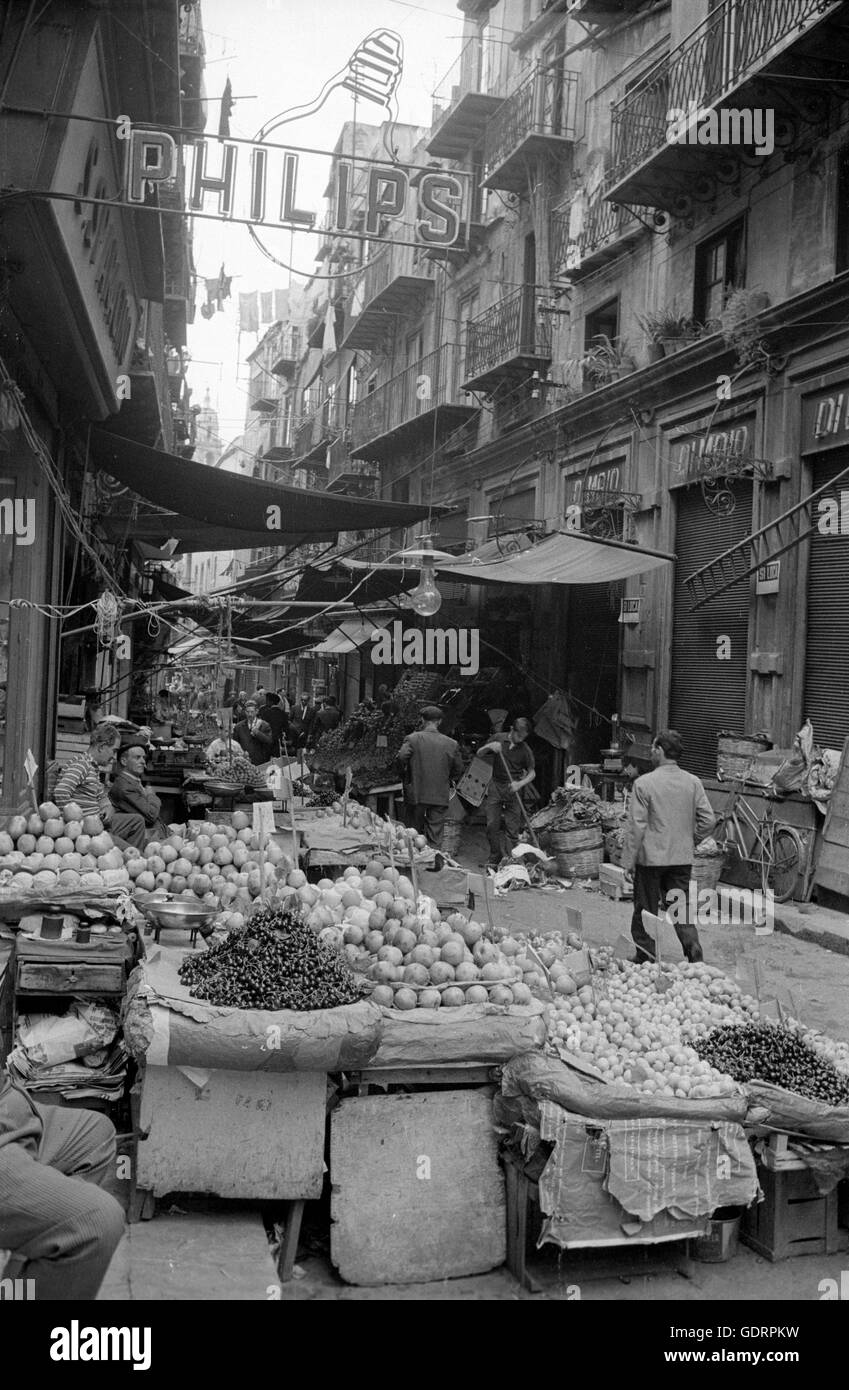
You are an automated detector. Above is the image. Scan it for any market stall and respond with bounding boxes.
[3,785,849,1290]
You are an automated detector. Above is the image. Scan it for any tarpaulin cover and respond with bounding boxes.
[126,948,383,1073]
[744,1079,849,1144]
[436,529,674,586]
[537,1105,709,1248]
[368,1001,546,1069]
[90,429,432,540]
[600,1114,759,1223]
[502,1050,748,1124]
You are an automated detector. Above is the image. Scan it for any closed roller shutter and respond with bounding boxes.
[669,482,752,778]
[804,451,849,748]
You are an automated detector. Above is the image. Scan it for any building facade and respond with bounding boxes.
[279,0,849,778]
[0,0,205,804]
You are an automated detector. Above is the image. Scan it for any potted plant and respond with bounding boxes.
[719,287,771,367]
[580,335,637,388]
[637,306,700,357]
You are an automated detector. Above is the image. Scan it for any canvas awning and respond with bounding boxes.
[89,429,433,546]
[309,618,383,655]
[435,530,675,585]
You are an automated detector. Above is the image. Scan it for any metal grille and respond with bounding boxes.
[804,453,849,748]
[348,344,465,450]
[483,61,579,183]
[610,0,838,184]
[464,286,552,381]
[669,482,753,778]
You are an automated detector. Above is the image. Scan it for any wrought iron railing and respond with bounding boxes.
[349,345,466,451]
[551,195,642,274]
[295,394,344,456]
[464,287,552,382]
[328,455,381,490]
[431,32,506,127]
[610,0,837,184]
[354,238,435,315]
[482,61,580,182]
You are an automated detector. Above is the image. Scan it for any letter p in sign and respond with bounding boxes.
[126,129,176,203]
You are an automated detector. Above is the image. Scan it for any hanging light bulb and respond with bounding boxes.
[409,560,443,616]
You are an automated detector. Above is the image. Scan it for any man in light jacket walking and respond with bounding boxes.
[621,729,716,963]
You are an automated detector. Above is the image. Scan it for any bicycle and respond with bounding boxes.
[716,776,803,903]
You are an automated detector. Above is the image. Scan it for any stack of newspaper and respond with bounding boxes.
[6,1002,128,1101]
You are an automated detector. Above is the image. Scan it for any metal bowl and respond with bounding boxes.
[145,900,217,931]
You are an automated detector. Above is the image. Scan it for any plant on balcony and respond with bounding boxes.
[717,287,772,369]
[636,307,700,359]
[580,335,637,387]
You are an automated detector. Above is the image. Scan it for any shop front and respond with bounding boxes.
[801,382,849,751]
[664,409,760,779]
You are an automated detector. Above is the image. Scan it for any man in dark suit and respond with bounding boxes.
[289,693,316,750]
[258,691,289,757]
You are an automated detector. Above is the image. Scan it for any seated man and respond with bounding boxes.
[0,1070,125,1300]
[54,724,146,850]
[109,734,167,845]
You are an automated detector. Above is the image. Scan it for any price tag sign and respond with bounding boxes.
[24,748,38,785]
[376,734,388,748]
[252,801,276,837]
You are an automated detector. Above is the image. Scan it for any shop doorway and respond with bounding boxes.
[804,451,849,748]
[563,582,622,763]
[669,482,753,777]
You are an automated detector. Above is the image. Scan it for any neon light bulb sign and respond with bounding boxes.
[124,30,470,252]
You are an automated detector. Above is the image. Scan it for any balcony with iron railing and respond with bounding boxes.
[551,193,644,280]
[295,394,344,461]
[349,344,478,461]
[607,0,847,209]
[482,61,580,193]
[462,287,552,393]
[121,303,173,450]
[340,239,436,351]
[260,410,297,463]
[327,453,382,496]
[427,33,507,160]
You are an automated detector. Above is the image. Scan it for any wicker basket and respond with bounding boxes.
[556,845,604,879]
[549,825,603,852]
[690,856,723,891]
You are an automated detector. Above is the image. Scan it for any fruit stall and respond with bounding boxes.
[2,794,849,1289]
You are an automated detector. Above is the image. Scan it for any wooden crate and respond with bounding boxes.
[740,1162,845,1261]
[330,1089,506,1286]
[136,1065,326,1202]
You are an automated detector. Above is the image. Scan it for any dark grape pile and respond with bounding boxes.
[694,1024,849,1107]
[179,904,365,1011]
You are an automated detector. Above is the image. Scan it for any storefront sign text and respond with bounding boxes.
[756,560,780,594]
[803,388,849,453]
[672,424,750,482]
[370,621,480,676]
[125,128,470,249]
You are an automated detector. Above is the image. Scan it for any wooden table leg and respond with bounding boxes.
[277,1199,306,1282]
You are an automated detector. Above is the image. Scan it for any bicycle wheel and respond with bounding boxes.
[761,825,802,902]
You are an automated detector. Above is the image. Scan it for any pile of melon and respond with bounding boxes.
[123,812,295,930]
[0,801,130,894]
[279,859,534,1011]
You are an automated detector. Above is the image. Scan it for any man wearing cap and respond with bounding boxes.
[398,707,464,850]
[109,734,167,847]
[479,717,536,868]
